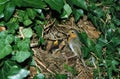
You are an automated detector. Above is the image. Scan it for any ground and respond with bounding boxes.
[29,16,101,79]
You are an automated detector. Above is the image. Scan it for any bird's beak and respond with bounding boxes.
[67,33,70,37]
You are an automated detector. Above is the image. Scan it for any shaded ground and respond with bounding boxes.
[30,16,101,79]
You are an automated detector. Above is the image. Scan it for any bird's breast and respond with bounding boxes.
[68,41,79,56]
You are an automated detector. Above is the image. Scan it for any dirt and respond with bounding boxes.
[29,16,101,79]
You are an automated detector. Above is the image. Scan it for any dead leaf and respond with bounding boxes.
[0,26,6,31]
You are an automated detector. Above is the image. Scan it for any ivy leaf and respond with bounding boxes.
[4,1,15,21]
[34,25,43,37]
[0,31,13,59]
[8,66,30,79]
[26,8,37,20]
[93,8,105,17]
[0,31,14,44]
[111,60,119,71]
[81,46,90,58]
[23,19,32,26]
[45,0,64,13]
[17,10,25,22]
[117,48,120,54]
[22,28,33,38]
[35,9,45,19]
[112,16,120,26]
[14,51,31,63]
[61,3,72,18]
[0,4,5,19]
[64,64,78,75]
[86,38,95,50]
[111,37,120,46]
[55,74,67,79]
[0,0,9,4]
[11,0,22,7]
[5,34,14,44]
[6,22,19,34]
[22,0,47,9]
[38,37,45,45]
[68,0,87,10]
[0,43,12,60]
[0,60,18,79]
[33,74,45,79]
[17,38,30,51]
[78,32,88,45]
[73,9,83,22]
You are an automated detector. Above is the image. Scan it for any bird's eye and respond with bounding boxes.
[71,31,74,33]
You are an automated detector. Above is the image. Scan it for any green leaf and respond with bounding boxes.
[117,48,120,54]
[26,8,37,20]
[33,74,45,79]
[64,64,78,75]
[6,22,19,34]
[0,32,13,59]
[0,31,14,44]
[4,1,15,21]
[22,28,33,38]
[45,0,64,13]
[68,0,87,10]
[55,74,67,79]
[0,0,9,4]
[95,44,102,58]
[73,9,83,22]
[86,38,95,50]
[78,32,88,45]
[14,51,31,63]
[93,8,105,17]
[0,43,12,59]
[107,68,112,79]
[12,0,22,7]
[111,37,120,46]
[17,10,25,22]
[81,46,90,58]
[8,66,30,79]
[111,60,119,71]
[22,0,47,9]
[5,34,14,44]
[61,3,72,18]
[38,37,45,45]
[112,16,120,26]
[17,38,30,51]
[23,19,32,26]
[30,58,36,66]
[35,9,45,19]
[34,25,43,37]
[0,60,17,79]
[0,21,5,26]
[0,4,5,19]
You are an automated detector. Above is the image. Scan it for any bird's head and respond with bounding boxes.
[67,29,78,40]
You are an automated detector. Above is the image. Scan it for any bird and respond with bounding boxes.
[67,29,87,68]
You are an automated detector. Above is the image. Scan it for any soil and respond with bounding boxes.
[29,16,101,79]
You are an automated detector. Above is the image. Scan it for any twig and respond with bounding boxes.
[90,52,99,60]
[44,19,56,33]
[19,27,24,39]
[30,43,38,48]
[34,56,55,75]
[54,26,68,36]
[57,24,70,28]
[44,19,56,29]
[91,56,97,69]
[45,37,67,41]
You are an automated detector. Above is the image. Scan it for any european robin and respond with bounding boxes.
[67,29,87,68]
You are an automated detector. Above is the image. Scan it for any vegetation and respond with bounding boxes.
[0,0,120,79]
